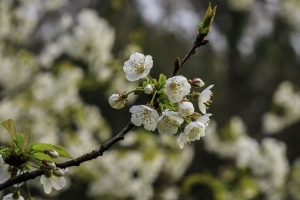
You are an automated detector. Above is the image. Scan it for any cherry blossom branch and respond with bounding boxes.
[0,122,135,190]
[171,33,209,77]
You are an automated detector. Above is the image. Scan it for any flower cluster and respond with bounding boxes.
[109,52,214,148]
[1,145,68,197]
[40,160,68,194]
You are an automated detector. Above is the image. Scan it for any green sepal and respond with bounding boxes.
[1,119,17,140]
[142,80,148,88]
[199,3,217,35]
[28,143,73,159]
[0,148,11,158]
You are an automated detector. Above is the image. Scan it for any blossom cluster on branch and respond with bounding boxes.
[109,52,214,149]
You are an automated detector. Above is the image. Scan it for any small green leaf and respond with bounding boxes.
[199,3,217,35]
[142,80,148,88]
[22,132,29,150]
[157,74,167,89]
[28,143,73,159]
[15,132,28,150]
[2,119,17,140]
[16,133,25,148]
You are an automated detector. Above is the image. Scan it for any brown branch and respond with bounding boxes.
[0,122,135,191]
[171,33,209,77]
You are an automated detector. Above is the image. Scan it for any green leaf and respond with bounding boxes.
[16,133,25,148]
[2,119,17,140]
[22,132,29,149]
[198,3,217,35]
[16,132,28,150]
[157,74,166,89]
[31,152,58,163]
[28,143,73,159]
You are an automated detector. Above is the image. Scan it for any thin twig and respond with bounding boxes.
[171,33,209,77]
[0,122,135,190]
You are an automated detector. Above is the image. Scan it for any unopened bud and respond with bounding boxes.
[108,92,127,109]
[53,168,65,176]
[44,150,59,158]
[144,84,154,94]
[43,160,56,170]
[12,191,21,199]
[189,78,205,88]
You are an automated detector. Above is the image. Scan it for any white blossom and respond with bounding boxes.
[178,121,205,149]
[198,85,214,114]
[123,52,153,81]
[109,94,126,109]
[2,193,24,200]
[40,174,66,194]
[0,155,10,184]
[144,84,154,94]
[129,105,159,131]
[164,76,191,103]
[178,102,194,116]
[157,110,184,135]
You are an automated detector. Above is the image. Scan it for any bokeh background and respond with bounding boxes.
[0,0,299,199]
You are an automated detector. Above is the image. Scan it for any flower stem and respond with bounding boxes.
[125,89,143,96]
[147,75,154,83]
[150,90,158,106]
[26,182,33,199]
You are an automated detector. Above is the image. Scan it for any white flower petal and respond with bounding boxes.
[178,133,187,149]
[198,85,214,114]
[198,102,206,114]
[144,55,153,68]
[50,176,66,190]
[0,155,10,184]
[197,113,212,125]
[41,176,53,194]
[3,193,25,200]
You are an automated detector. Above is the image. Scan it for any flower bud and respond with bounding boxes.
[53,168,65,177]
[144,84,154,94]
[43,160,56,170]
[108,93,127,109]
[44,150,59,158]
[12,191,22,199]
[178,102,194,116]
[188,78,205,88]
